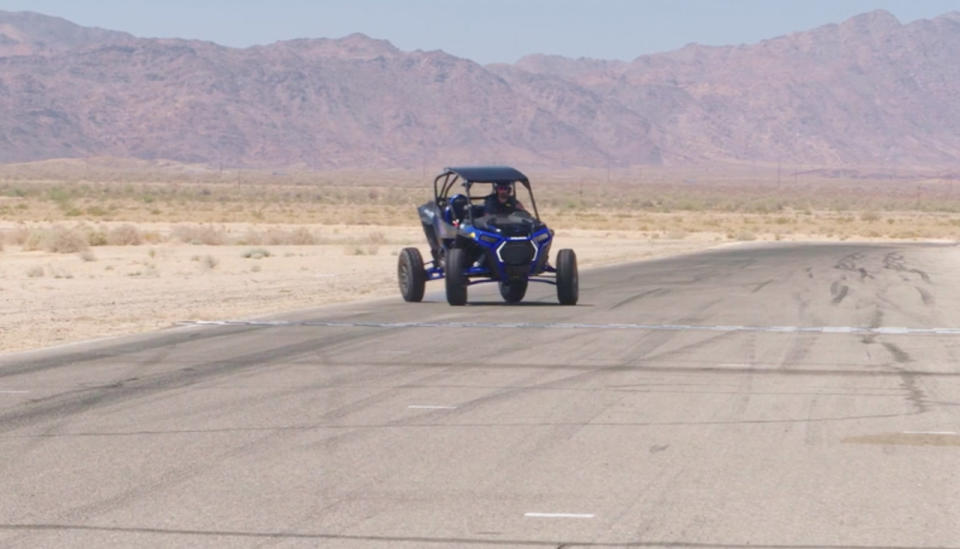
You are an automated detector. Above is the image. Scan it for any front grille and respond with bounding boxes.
[499,241,535,265]
[505,264,530,279]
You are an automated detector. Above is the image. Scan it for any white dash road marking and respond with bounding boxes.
[524,512,595,519]
[874,327,912,335]
[821,326,857,334]
[903,431,958,435]
[0,390,30,394]
[408,405,458,410]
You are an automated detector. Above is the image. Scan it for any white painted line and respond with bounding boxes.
[874,327,911,335]
[0,390,30,394]
[524,512,595,519]
[408,405,457,410]
[710,325,747,332]
[903,431,958,435]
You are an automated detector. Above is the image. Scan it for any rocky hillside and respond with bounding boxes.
[1,9,958,169]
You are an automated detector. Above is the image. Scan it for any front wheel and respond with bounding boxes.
[398,247,426,302]
[445,247,468,305]
[556,249,578,305]
[499,279,528,303]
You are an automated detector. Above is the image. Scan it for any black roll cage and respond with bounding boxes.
[432,166,541,223]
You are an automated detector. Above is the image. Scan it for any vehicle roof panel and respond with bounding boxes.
[445,166,528,184]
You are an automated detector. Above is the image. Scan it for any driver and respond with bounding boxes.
[484,182,525,215]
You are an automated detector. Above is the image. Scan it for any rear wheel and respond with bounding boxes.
[499,279,528,303]
[445,247,468,305]
[556,249,578,305]
[398,248,426,302]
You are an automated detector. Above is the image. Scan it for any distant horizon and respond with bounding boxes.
[2,1,960,64]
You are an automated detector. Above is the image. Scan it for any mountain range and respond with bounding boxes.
[1,9,959,170]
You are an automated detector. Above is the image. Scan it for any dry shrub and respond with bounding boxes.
[344,245,378,256]
[7,226,26,245]
[263,227,316,245]
[79,250,97,262]
[142,231,164,244]
[22,229,46,250]
[50,266,73,279]
[243,248,271,259]
[239,229,264,245]
[46,226,89,253]
[367,230,387,244]
[172,224,225,245]
[107,224,142,245]
[87,230,108,246]
[201,255,219,269]
[263,229,288,245]
[15,225,88,252]
[288,227,316,245]
[26,265,44,278]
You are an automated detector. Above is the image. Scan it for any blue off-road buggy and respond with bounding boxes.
[397,166,578,305]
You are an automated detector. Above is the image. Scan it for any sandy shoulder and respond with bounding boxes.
[0,225,724,353]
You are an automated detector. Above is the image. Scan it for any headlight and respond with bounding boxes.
[533,231,551,242]
[478,234,499,244]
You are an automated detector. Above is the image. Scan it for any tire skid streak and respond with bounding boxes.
[0,383,914,440]
[0,331,460,538]
[883,251,932,283]
[56,362,457,535]
[177,319,960,336]
[0,326,398,434]
[0,410,920,438]
[635,331,735,364]
[830,282,849,305]
[0,325,262,379]
[751,279,774,293]
[609,288,668,310]
[0,524,955,549]
[124,330,443,426]
[170,357,959,379]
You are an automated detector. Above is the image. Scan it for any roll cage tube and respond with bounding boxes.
[433,171,461,209]
[432,168,541,223]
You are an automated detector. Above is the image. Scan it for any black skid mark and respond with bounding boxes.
[830,281,849,304]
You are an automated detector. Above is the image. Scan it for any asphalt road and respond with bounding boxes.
[1,242,959,548]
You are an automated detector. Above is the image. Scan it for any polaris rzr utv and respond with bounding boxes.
[397,166,578,305]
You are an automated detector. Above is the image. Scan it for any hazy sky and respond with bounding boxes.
[3,0,960,64]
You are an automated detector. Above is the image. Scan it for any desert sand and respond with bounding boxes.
[0,223,725,354]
